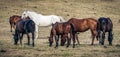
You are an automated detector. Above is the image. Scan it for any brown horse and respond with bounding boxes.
[68,18,98,48]
[9,15,21,32]
[49,22,74,48]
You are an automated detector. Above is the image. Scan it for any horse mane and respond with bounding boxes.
[107,17,112,23]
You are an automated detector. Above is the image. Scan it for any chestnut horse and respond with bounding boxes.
[9,15,21,32]
[68,18,98,48]
[49,22,74,48]
[97,17,113,45]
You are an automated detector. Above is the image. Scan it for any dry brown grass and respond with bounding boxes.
[0,0,120,57]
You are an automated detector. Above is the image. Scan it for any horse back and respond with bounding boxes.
[53,22,64,35]
[63,22,71,34]
[9,15,21,24]
[68,18,97,32]
[107,18,113,31]
[86,18,97,29]
[16,20,25,33]
[24,20,35,32]
[97,17,113,32]
[51,22,71,35]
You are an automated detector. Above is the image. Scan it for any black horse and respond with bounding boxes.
[13,19,35,47]
[97,17,113,45]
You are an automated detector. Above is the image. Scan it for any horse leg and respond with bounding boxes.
[27,33,30,45]
[10,23,12,32]
[91,29,97,45]
[69,32,73,45]
[66,34,71,47]
[55,35,59,48]
[96,30,101,41]
[20,33,23,46]
[17,32,20,45]
[91,35,95,45]
[49,34,53,47]
[56,35,60,47]
[32,32,35,47]
[58,35,60,43]
[72,33,76,48]
[101,31,105,45]
[91,29,98,45]
[61,35,66,46]
[60,35,63,46]
[108,31,113,45]
[35,25,39,39]
[13,25,15,29]
[75,33,80,45]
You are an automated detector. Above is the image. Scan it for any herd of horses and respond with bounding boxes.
[9,11,113,48]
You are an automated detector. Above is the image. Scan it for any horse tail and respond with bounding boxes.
[96,21,100,40]
[59,16,66,22]
[9,17,12,32]
[107,17,113,28]
[70,23,74,36]
[13,26,19,41]
[14,29,18,37]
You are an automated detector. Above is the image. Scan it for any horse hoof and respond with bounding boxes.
[104,46,107,48]
[73,46,75,48]
[109,43,112,46]
[66,46,69,48]
[61,44,64,46]
[54,46,58,48]
[49,45,52,47]
[91,44,94,45]
[32,45,35,47]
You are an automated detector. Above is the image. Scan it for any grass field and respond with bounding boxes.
[0,0,120,57]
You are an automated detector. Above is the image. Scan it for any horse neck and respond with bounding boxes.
[38,14,42,16]
[27,12,36,19]
[59,16,65,22]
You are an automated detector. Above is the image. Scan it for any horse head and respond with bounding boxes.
[21,11,29,19]
[48,36,53,47]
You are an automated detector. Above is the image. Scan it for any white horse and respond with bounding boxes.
[21,11,65,39]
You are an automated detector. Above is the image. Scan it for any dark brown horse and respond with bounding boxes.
[13,18,35,47]
[68,18,98,48]
[49,22,74,48]
[9,15,21,32]
[97,17,113,45]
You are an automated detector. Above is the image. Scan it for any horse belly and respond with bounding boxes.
[76,27,89,32]
[74,23,89,32]
[38,17,52,26]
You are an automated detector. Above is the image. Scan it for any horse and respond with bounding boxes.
[67,18,98,48]
[97,17,113,45]
[49,22,74,48]
[13,18,35,47]
[21,11,65,39]
[9,15,21,32]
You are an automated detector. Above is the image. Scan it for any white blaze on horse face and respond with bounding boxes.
[21,11,28,19]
